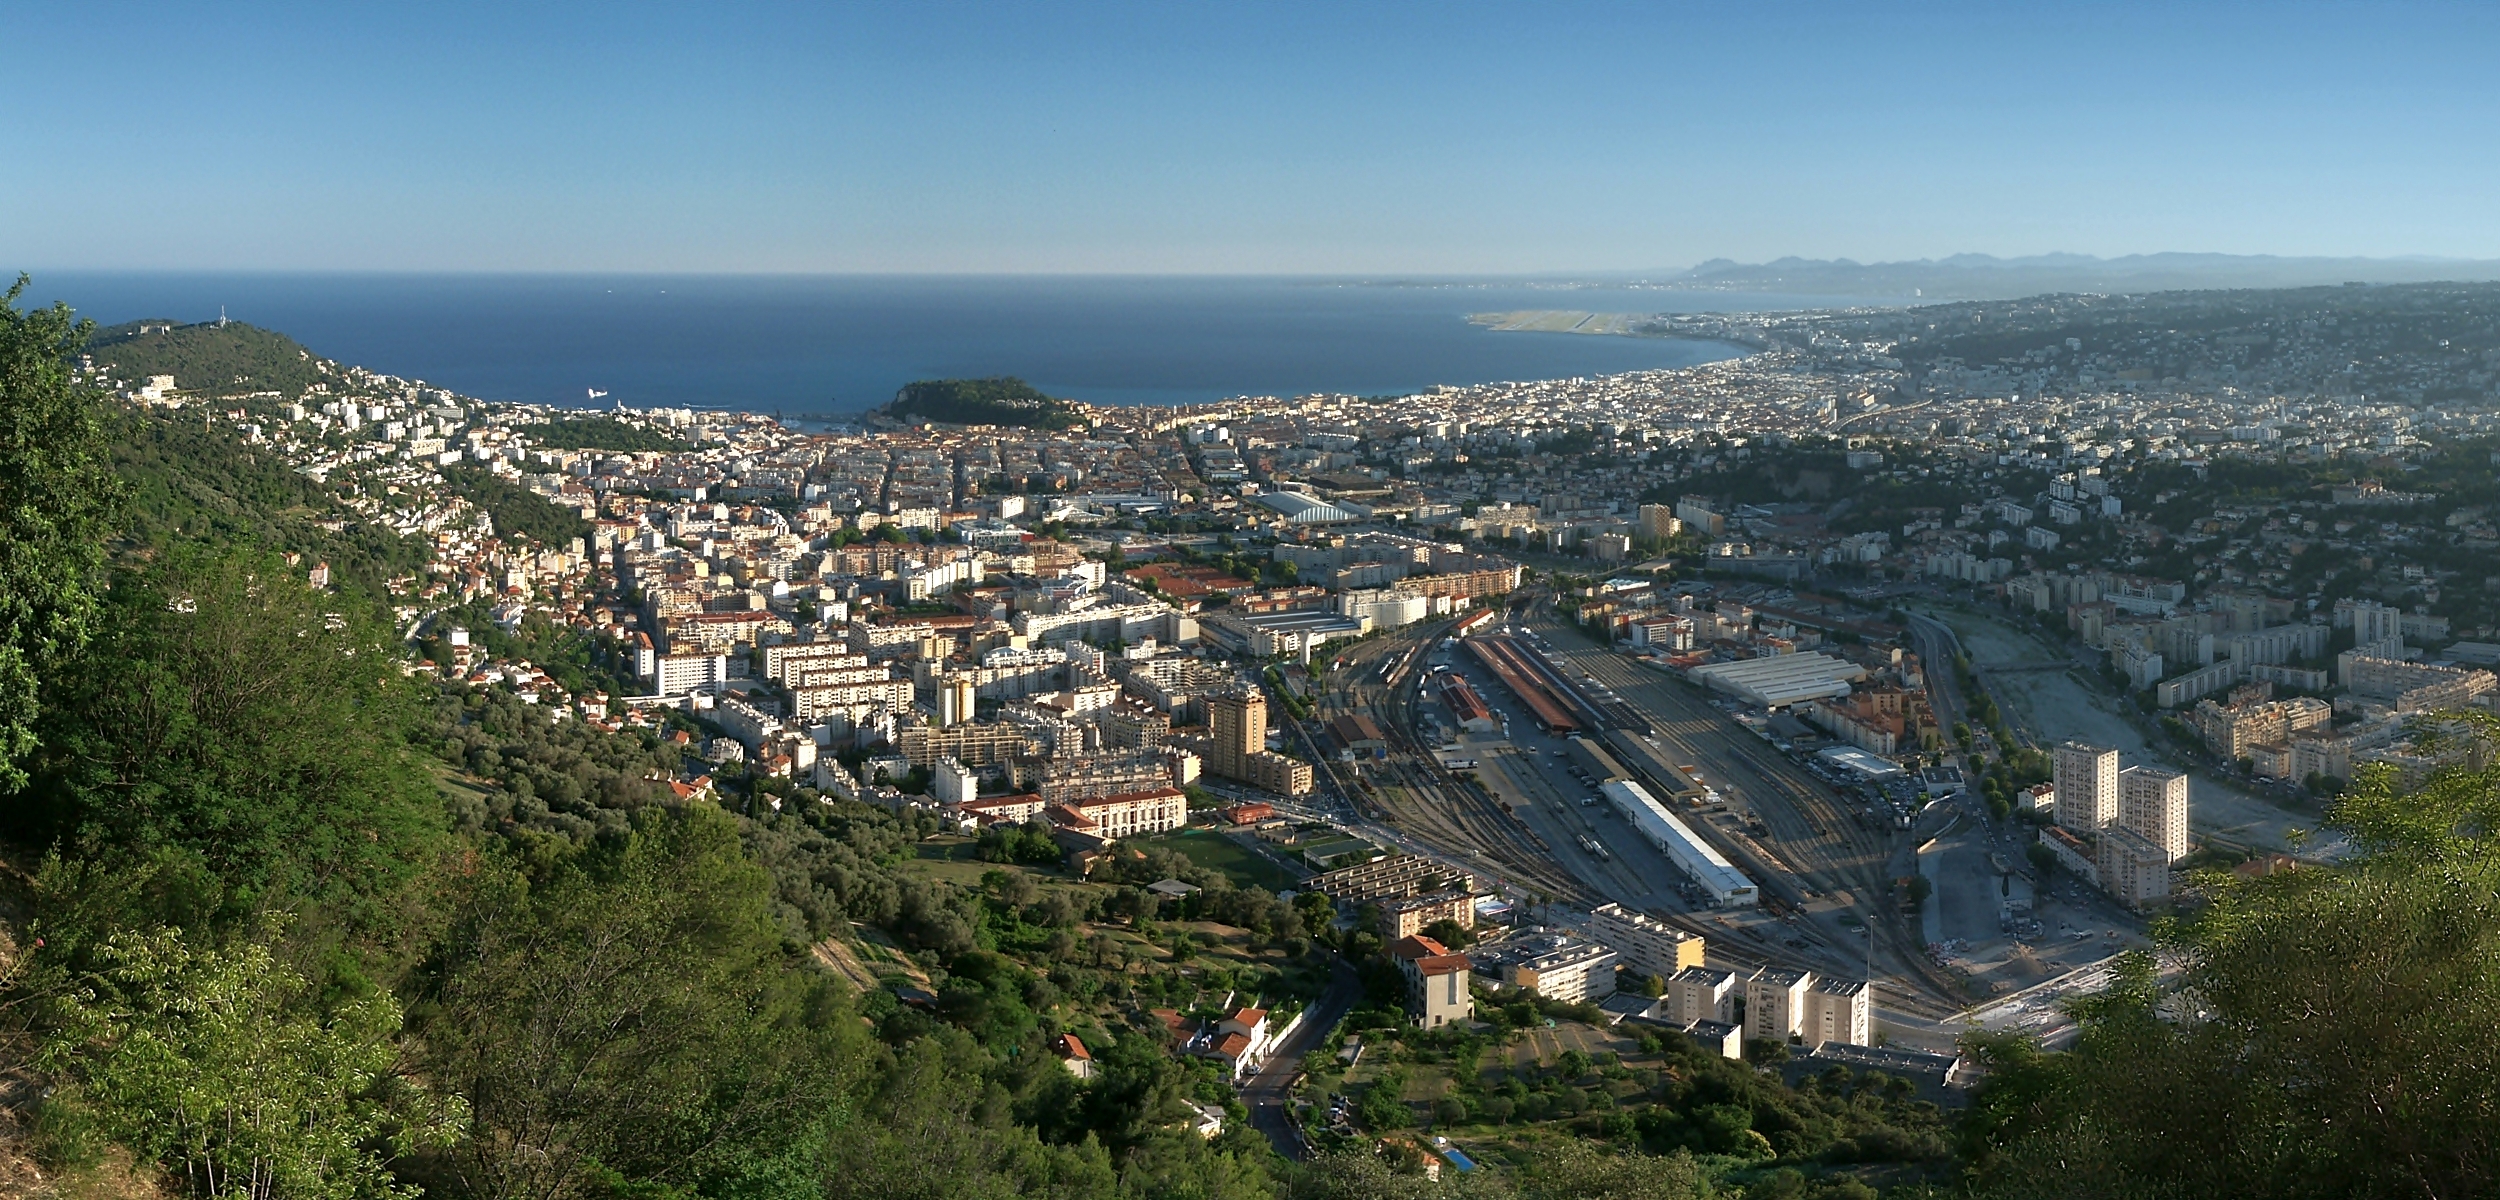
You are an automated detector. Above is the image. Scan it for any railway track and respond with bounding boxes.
[1354,633,1601,907]
[1522,606,1969,1015]
[1317,617,1964,1017]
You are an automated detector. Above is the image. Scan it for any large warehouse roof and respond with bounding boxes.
[1687,652,1868,707]
[1256,491,1366,524]
[1601,779,1757,906]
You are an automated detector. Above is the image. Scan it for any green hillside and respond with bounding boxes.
[441,464,594,546]
[877,376,1087,429]
[112,410,428,600]
[85,317,331,398]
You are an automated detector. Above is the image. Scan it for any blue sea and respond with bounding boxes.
[23,273,1866,415]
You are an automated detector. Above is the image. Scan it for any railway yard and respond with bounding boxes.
[1283,591,2000,1043]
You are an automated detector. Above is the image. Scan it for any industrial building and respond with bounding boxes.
[1815,745,1906,782]
[1565,737,1633,785]
[1600,779,1758,906]
[1255,490,1366,524]
[1436,672,1497,732]
[1602,729,1707,801]
[1687,652,1868,707]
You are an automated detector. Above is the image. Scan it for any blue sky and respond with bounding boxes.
[6,1,2496,273]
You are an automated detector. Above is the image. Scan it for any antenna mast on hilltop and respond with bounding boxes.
[218,306,228,327]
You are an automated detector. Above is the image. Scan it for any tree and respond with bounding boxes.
[413,804,865,1200]
[1554,1048,1591,1081]
[25,548,443,943]
[1964,713,2500,1198]
[1354,1071,1410,1130]
[35,927,465,1200]
[0,276,116,789]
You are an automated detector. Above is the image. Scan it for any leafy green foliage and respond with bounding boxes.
[506,415,689,453]
[978,818,1065,865]
[1292,1141,1712,1200]
[422,603,636,697]
[84,318,331,399]
[22,548,443,945]
[440,466,592,547]
[1962,713,2500,1199]
[880,378,1085,430]
[412,804,861,1200]
[112,408,427,601]
[35,927,465,1200]
[0,277,117,788]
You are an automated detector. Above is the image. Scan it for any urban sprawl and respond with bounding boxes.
[91,279,2500,1116]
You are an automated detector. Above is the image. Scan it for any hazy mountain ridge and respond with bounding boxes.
[1652,252,2500,300]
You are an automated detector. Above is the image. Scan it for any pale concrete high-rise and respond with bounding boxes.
[1745,968,1813,1043]
[2349,599,2405,647]
[1204,688,1315,797]
[939,675,977,728]
[1636,503,1683,542]
[2118,764,2190,863]
[1207,689,1265,778]
[1802,978,1871,1047]
[2053,741,2120,832]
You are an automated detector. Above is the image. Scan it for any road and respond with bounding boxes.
[1242,955,1359,1160]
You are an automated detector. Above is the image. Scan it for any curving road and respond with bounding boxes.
[1242,955,1360,1160]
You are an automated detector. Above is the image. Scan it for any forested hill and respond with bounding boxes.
[874,376,1089,429]
[84,317,331,398]
[508,413,691,452]
[112,408,427,601]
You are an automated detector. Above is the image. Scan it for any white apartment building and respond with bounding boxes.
[1052,787,1188,840]
[1482,935,1619,1004]
[2053,742,2120,832]
[1668,966,1740,1026]
[1590,903,1707,982]
[652,652,731,696]
[2097,827,2173,912]
[2118,765,2191,863]
[932,756,976,807]
[1801,978,1871,1047]
[1746,968,1813,1043]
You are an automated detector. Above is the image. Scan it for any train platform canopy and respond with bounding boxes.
[1816,746,1907,782]
[1687,652,1867,707]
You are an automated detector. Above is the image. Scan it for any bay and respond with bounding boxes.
[23,272,1862,415]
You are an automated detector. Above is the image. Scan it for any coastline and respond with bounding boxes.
[29,272,1797,416]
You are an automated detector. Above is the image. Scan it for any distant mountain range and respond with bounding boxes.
[1630,252,2500,300]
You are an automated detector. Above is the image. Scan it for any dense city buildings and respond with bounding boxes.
[84,278,2500,1056]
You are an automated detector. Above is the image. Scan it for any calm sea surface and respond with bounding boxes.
[25,273,1870,415]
